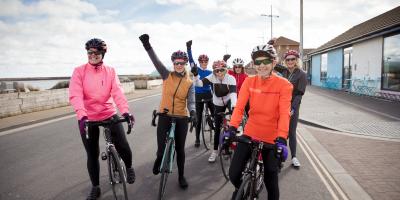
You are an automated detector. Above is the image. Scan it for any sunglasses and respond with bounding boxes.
[214,68,226,73]
[254,59,272,66]
[199,60,208,63]
[87,51,102,56]
[173,61,187,66]
[233,65,243,68]
[285,58,296,62]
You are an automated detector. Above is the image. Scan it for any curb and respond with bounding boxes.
[298,127,373,200]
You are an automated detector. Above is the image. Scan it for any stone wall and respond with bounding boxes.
[0,82,137,118]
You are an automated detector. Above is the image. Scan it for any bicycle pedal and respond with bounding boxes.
[101,152,107,160]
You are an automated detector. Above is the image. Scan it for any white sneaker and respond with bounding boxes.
[208,150,218,163]
[292,157,301,168]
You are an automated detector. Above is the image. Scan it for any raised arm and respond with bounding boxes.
[139,34,170,80]
[186,40,196,68]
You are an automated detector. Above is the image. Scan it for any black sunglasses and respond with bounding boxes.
[173,61,187,66]
[214,68,226,73]
[254,59,272,65]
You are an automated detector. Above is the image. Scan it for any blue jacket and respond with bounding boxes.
[187,48,212,94]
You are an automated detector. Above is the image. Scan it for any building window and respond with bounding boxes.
[321,53,328,81]
[383,33,400,92]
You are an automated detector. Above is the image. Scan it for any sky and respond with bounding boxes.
[0,0,399,78]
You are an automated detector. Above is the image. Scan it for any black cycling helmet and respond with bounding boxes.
[171,50,188,62]
[85,38,107,54]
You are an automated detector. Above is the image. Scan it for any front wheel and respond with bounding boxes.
[201,114,213,150]
[235,174,254,200]
[219,141,233,180]
[108,146,128,200]
[158,140,172,200]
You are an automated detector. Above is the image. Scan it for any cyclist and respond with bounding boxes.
[282,50,307,168]
[228,58,248,95]
[191,60,237,163]
[186,40,214,148]
[227,43,293,200]
[139,34,196,189]
[69,38,136,200]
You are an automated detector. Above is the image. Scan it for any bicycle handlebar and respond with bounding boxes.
[85,117,132,139]
[151,109,195,133]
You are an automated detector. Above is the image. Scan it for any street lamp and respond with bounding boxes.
[261,5,279,40]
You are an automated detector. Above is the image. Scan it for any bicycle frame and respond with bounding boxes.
[160,118,177,173]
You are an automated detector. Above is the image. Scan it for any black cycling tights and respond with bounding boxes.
[229,141,280,200]
[156,114,188,177]
[195,93,214,141]
[80,115,133,186]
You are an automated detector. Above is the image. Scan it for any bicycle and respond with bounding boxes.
[217,111,234,180]
[151,109,194,200]
[234,136,273,200]
[85,116,132,200]
[199,98,214,150]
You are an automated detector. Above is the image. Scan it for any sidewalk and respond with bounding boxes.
[298,86,400,200]
[0,88,161,132]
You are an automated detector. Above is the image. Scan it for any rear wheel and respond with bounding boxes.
[108,147,128,200]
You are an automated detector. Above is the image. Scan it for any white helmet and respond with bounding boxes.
[251,44,277,61]
[232,58,244,66]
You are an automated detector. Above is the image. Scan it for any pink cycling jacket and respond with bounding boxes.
[69,63,130,121]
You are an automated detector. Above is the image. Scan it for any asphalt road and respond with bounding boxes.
[0,95,336,200]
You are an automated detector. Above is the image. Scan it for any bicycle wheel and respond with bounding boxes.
[108,147,128,200]
[235,174,254,200]
[254,163,264,197]
[201,113,213,150]
[158,141,172,200]
[219,143,233,180]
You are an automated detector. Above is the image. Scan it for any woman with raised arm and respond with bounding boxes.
[139,34,196,189]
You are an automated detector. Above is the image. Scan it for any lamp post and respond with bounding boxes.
[261,5,279,40]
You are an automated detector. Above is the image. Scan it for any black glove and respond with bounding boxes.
[191,64,198,76]
[139,34,152,50]
[223,54,231,62]
[190,110,197,126]
[186,40,192,49]
[122,113,135,134]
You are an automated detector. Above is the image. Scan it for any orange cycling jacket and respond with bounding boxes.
[229,73,293,144]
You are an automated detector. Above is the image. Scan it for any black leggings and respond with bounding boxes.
[229,140,280,200]
[195,92,214,141]
[156,114,189,177]
[80,114,133,187]
[288,104,300,158]
[213,101,231,150]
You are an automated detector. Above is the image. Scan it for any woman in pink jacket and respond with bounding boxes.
[69,38,136,200]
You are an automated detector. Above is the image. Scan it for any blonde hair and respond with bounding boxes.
[284,57,301,69]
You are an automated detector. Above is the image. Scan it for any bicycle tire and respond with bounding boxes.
[218,145,233,181]
[201,112,213,150]
[158,140,172,200]
[235,174,254,200]
[108,146,128,200]
[255,163,264,197]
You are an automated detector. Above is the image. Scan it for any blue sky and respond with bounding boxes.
[0,0,399,78]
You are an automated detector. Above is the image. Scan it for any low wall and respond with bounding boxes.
[0,82,136,118]
[134,79,163,89]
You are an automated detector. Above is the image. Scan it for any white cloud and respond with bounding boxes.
[0,0,399,78]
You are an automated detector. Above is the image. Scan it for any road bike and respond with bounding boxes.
[151,109,194,200]
[217,111,234,180]
[86,116,132,200]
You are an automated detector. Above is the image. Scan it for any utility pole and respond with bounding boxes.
[300,0,304,66]
[261,5,279,40]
